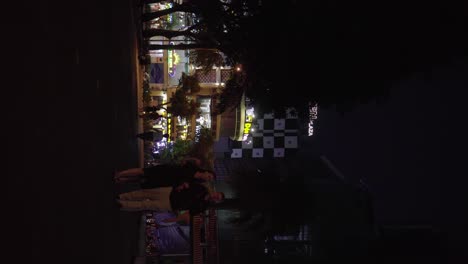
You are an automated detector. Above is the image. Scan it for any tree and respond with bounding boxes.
[213,1,464,115]
[168,73,201,118]
[141,2,197,22]
[189,49,228,73]
[158,127,215,169]
[214,71,246,114]
[166,88,199,118]
[178,72,201,94]
[144,0,464,115]
[159,139,193,165]
[144,73,201,118]
[143,0,260,54]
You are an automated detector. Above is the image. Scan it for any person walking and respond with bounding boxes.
[136,129,169,142]
[139,106,164,119]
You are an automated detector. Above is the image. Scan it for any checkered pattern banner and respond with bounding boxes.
[230,110,299,158]
[220,69,233,82]
[195,69,217,83]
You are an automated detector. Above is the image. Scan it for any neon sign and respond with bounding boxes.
[243,122,251,134]
[167,116,172,142]
[308,103,318,136]
[167,48,180,78]
[242,107,255,141]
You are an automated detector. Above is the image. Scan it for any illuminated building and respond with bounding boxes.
[146,40,232,141]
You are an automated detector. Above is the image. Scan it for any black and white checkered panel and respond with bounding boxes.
[230,147,300,159]
[230,111,299,158]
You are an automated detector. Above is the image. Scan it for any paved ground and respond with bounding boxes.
[298,57,467,262]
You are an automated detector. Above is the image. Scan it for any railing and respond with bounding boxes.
[191,214,203,264]
[190,210,219,264]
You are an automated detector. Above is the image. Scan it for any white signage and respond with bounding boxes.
[308,103,318,136]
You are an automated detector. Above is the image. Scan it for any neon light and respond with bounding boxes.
[168,49,180,78]
[243,122,252,134]
[173,52,180,65]
[167,117,172,142]
[308,103,318,136]
[242,106,255,141]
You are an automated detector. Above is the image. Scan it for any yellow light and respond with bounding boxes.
[243,122,252,134]
[173,52,180,65]
[236,67,241,71]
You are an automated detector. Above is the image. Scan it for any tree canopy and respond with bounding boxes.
[155,73,201,118]
[143,0,465,115]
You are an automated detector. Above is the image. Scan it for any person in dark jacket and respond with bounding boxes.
[114,158,214,187]
[117,182,224,213]
[136,129,169,142]
[139,106,164,119]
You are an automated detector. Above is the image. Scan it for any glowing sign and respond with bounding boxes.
[149,2,172,12]
[168,48,180,78]
[243,122,252,134]
[195,125,201,142]
[167,116,172,142]
[242,107,255,141]
[308,103,318,136]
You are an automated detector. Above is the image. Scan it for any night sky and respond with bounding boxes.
[6,0,467,263]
